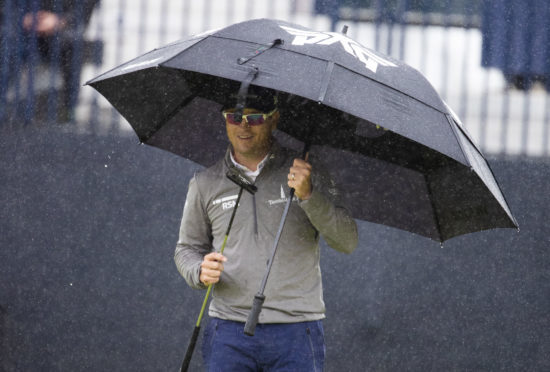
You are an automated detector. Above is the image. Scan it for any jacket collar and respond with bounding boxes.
[223,138,285,177]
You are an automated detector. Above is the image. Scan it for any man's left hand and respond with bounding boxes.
[288,158,312,200]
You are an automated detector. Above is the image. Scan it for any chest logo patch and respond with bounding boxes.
[213,194,239,210]
[268,185,298,206]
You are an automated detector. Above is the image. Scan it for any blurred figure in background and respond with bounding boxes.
[0,0,100,122]
[481,0,550,92]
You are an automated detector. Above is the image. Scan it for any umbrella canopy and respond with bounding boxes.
[87,18,518,242]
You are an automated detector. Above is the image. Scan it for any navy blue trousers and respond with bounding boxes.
[202,318,325,371]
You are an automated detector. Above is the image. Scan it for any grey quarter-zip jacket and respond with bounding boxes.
[174,140,358,324]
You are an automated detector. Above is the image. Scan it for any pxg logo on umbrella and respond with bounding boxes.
[280,25,397,73]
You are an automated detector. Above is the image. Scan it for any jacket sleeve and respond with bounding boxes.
[298,167,358,254]
[174,175,212,289]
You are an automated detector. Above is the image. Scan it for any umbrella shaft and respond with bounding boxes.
[258,187,295,294]
[245,143,309,336]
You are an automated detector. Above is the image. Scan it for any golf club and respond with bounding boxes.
[180,168,257,372]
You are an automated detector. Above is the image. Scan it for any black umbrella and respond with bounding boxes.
[86,14,518,357]
[86,18,517,241]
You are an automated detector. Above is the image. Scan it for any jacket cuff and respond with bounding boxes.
[298,189,325,214]
[192,262,207,290]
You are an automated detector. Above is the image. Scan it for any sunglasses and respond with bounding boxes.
[222,108,277,126]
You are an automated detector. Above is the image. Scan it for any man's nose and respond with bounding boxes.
[239,118,250,128]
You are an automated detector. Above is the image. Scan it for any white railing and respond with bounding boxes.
[72,0,550,157]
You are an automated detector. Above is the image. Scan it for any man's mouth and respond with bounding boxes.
[238,134,253,140]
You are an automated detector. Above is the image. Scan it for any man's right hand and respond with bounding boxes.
[200,252,227,286]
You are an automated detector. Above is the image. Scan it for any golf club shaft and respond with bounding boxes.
[244,146,310,336]
[180,187,244,372]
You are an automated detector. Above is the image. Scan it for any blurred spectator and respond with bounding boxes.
[481,0,550,91]
[0,0,100,121]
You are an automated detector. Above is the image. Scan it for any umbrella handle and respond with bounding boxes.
[244,294,265,336]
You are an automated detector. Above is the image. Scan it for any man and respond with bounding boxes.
[174,87,358,371]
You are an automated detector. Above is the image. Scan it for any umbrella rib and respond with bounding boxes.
[318,61,335,103]
[141,93,197,143]
[424,173,444,242]
[446,116,518,227]
[446,114,472,168]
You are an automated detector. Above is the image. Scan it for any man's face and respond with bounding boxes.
[225,108,279,162]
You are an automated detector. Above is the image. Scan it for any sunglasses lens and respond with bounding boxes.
[225,113,240,125]
[246,114,264,126]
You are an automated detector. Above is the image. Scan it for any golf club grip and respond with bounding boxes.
[180,326,200,372]
[244,293,265,336]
